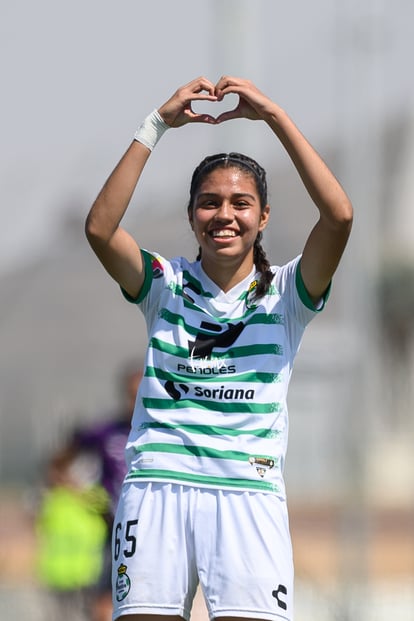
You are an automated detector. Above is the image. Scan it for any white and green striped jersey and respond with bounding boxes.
[122,250,326,498]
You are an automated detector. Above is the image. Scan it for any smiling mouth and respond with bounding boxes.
[210,229,237,238]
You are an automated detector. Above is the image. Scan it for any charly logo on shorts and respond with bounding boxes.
[115,564,131,601]
[272,584,288,610]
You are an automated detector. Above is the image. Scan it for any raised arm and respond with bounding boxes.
[85,77,217,299]
[215,76,353,303]
[85,141,151,298]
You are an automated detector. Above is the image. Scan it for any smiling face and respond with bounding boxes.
[189,166,270,287]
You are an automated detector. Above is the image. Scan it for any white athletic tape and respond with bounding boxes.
[134,109,170,151]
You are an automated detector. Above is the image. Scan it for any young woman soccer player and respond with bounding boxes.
[85,76,353,621]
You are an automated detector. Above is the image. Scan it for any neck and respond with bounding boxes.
[200,255,255,292]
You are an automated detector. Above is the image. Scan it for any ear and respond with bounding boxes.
[259,204,270,232]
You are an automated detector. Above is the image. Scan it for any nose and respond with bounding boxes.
[214,201,233,221]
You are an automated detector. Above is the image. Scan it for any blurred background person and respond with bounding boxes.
[68,363,142,621]
[35,442,109,621]
[35,362,142,621]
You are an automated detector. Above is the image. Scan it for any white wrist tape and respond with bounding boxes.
[133,109,170,151]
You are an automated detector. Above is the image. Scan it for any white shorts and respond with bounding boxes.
[112,482,293,621]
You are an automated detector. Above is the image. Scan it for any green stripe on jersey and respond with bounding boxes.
[159,308,198,333]
[139,421,281,439]
[150,338,284,359]
[246,312,284,326]
[134,442,276,463]
[125,468,280,492]
[182,270,213,298]
[142,397,282,414]
[159,308,284,328]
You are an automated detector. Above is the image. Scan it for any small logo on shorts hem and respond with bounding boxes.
[115,564,131,601]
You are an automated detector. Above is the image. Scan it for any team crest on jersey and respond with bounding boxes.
[115,564,131,601]
[249,456,275,478]
[245,279,259,308]
[248,279,258,292]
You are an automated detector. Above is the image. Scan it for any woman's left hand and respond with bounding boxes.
[213,76,275,123]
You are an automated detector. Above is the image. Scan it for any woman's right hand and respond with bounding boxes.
[158,76,219,127]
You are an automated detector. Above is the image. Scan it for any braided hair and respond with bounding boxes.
[187,152,273,301]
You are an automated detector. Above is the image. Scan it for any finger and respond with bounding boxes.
[193,115,218,124]
[188,76,217,96]
[190,93,218,102]
[215,75,242,98]
[215,109,241,124]
[215,75,237,89]
[186,110,217,124]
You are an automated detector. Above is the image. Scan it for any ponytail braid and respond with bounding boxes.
[253,233,273,301]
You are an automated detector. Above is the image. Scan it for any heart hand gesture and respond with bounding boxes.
[158,76,274,127]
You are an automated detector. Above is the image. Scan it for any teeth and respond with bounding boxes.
[212,230,236,238]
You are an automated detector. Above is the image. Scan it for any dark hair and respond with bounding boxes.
[187,152,273,301]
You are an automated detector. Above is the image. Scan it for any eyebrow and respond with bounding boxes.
[196,192,257,200]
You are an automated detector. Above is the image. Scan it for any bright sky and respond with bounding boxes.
[1,0,413,274]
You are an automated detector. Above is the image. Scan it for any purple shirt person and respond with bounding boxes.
[72,367,142,513]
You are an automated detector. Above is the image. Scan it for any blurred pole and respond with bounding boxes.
[211,0,263,154]
[334,0,386,617]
